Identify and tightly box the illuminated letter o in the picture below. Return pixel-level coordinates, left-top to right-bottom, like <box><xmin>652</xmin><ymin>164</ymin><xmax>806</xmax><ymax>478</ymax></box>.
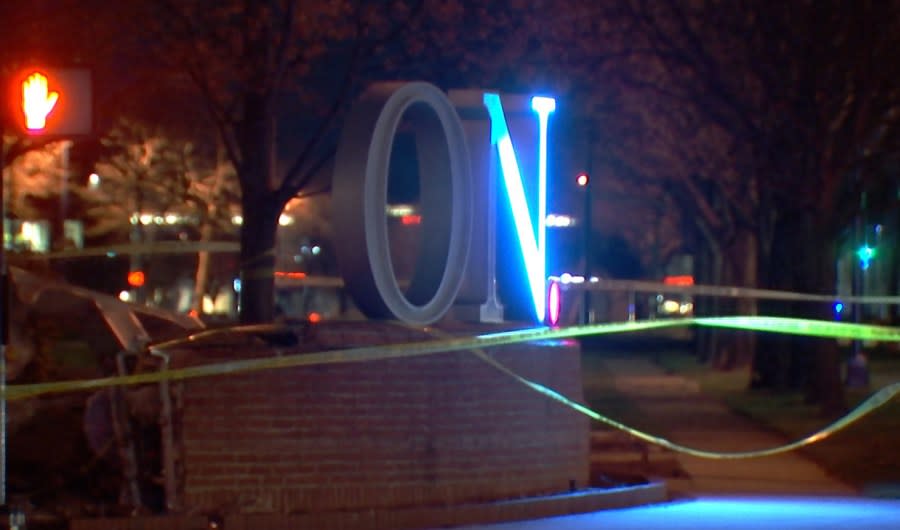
<box><xmin>332</xmin><ymin>82</ymin><xmax>472</xmax><ymax>325</ymax></box>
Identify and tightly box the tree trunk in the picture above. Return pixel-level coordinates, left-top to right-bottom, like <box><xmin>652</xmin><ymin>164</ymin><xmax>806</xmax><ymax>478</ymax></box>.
<box><xmin>695</xmin><ymin>244</ymin><xmax>723</xmax><ymax>364</ymax></box>
<box><xmin>888</xmin><ymin>208</ymin><xmax>899</xmax><ymax>323</ymax></box>
<box><xmin>751</xmin><ymin>211</ymin><xmax>845</xmax><ymax>414</ymax></box>
<box><xmin>192</xmin><ymin>222</ymin><xmax>213</xmax><ymax>316</ymax></box>
<box><xmin>238</xmin><ymin>194</ymin><xmax>281</xmax><ymax>324</ymax></box>
<box><xmin>192</xmin><ymin>150</ymin><xmax>229</xmax><ymax>317</ymax></box>
<box><xmin>234</xmin><ymin>92</ymin><xmax>281</xmax><ymax>324</ymax></box>
<box><xmin>721</xmin><ymin>229</ymin><xmax>759</xmax><ymax>369</ymax></box>
<box><xmin>802</xmin><ymin>227</ymin><xmax>846</xmax><ymax>415</ymax></box>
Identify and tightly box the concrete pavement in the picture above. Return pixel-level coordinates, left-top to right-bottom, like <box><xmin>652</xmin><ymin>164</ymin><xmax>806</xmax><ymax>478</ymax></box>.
<box><xmin>438</xmin><ymin>351</ymin><xmax>900</xmax><ymax>529</ymax></box>
<box><xmin>594</xmin><ymin>354</ymin><xmax>856</xmax><ymax>497</ymax></box>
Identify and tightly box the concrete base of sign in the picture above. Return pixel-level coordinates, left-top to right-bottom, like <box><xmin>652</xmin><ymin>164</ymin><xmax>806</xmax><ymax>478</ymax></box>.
<box><xmin>170</xmin><ymin>321</ymin><xmax>590</xmax><ymax>514</ymax></box>
<box><xmin>453</xmin><ymin>298</ymin><xmax>505</xmax><ymax>323</ymax></box>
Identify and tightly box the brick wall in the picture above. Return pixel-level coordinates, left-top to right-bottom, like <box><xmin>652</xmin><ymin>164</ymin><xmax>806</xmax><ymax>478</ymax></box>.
<box><xmin>166</xmin><ymin>322</ymin><xmax>589</xmax><ymax>515</ymax></box>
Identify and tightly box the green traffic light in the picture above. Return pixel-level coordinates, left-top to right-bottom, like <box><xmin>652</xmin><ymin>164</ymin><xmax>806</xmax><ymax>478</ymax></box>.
<box><xmin>856</xmin><ymin>245</ymin><xmax>877</xmax><ymax>269</ymax></box>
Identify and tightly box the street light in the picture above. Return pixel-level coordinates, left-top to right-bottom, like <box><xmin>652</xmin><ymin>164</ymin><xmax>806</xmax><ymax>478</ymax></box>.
<box><xmin>576</xmin><ymin>172</ymin><xmax>589</xmax><ymax>188</ymax></box>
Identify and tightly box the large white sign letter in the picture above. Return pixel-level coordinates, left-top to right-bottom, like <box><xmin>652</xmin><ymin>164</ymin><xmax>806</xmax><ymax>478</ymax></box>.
<box><xmin>332</xmin><ymin>82</ymin><xmax>473</xmax><ymax>325</ymax></box>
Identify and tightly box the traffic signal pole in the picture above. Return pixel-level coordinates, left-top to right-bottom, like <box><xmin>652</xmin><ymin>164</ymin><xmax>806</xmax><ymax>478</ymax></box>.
<box><xmin>0</xmin><ymin>67</ymin><xmax>90</xmax><ymax>525</ymax></box>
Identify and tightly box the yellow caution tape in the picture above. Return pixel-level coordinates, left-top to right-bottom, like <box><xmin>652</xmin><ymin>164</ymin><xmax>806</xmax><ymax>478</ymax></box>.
<box><xmin>695</xmin><ymin>315</ymin><xmax>900</xmax><ymax>342</ymax></box>
<box><xmin>493</xmin><ymin>354</ymin><xmax>900</xmax><ymax>459</ymax></box>
<box><xmin>6</xmin><ymin>319</ymin><xmax>689</xmax><ymax>400</ymax></box>
<box><xmin>451</xmin><ymin>334</ymin><xmax>900</xmax><ymax>459</ymax></box>
<box><xmin>5</xmin><ymin>316</ymin><xmax>900</xmax><ymax>460</ymax></box>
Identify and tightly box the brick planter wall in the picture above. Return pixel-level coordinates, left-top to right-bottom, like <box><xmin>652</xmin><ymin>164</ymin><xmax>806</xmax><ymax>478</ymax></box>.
<box><xmin>166</xmin><ymin>322</ymin><xmax>589</xmax><ymax>515</ymax></box>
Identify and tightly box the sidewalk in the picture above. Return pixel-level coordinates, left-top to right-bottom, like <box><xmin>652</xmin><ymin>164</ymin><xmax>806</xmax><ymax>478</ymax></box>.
<box><xmin>437</xmin><ymin>351</ymin><xmax>900</xmax><ymax>529</ymax></box>
<box><xmin>593</xmin><ymin>354</ymin><xmax>856</xmax><ymax>497</ymax></box>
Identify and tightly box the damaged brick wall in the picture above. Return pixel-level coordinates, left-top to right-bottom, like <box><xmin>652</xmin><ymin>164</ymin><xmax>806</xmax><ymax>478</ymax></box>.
<box><xmin>166</xmin><ymin>322</ymin><xmax>589</xmax><ymax>515</ymax></box>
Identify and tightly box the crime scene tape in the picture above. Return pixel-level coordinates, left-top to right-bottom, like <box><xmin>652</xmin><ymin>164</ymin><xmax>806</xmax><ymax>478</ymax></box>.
<box><xmin>5</xmin><ymin>316</ymin><xmax>900</xmax><ymax>460</ymax></box>
<box><xmin>5</xmin><ymin>318</ymin><xmax>691</xmax><ymax>400</ymax></box>
<box><xmin>485</xmin><ymin>355</ymin><xmax>900</xmax><ymax>459</ymax></box>
<box><xmin>421</xmin><ymin>327</ymin><xmax>900</xmax><ymax>460</ymax></box>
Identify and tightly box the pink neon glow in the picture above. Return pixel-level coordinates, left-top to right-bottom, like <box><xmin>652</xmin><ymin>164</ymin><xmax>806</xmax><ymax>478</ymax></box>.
<box><xmin>547</xmin><ymin>281</ymin><xmax>561</xmax><ymax>326</ymax></box>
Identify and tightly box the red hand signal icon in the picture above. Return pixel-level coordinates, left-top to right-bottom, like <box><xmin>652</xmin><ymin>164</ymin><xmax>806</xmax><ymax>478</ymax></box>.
<box><xmin>22</xmin><ymin>72</ymin><xmax>59</xmax><ymax>131</ymax></box>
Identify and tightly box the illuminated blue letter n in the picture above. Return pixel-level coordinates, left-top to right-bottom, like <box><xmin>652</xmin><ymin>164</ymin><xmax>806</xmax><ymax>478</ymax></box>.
<box><xmin>483</xmin><ymin>93</ymin><xmax>556</xmax><ymax>322</ymax></box>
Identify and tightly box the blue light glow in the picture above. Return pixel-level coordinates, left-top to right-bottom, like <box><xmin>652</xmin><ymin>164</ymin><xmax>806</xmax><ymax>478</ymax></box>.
<box><xmin>532</xmin><ymin>96</ymin><xmax>556</xmax><ymax>281</ymax></box>
<box><xmin>501</xmin><ymin>496</ymin><xmax>900</xmax><ymax>529</ymax></box>
<box><xmin>483</xmin><ymin>93</ymin><xmax>556</xmax><ymax>322</ymax></box>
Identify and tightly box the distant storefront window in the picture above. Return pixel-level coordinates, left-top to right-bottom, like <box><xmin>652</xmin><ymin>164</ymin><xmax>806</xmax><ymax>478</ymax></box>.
<box><xmin>63</xmin><ymin>219</ymin><xmax>84</xmax><ymax>249</ymax></box>
<box><xmin>4</xmin><ymin>219</ymin><xmax>51</xmax><ymax>252</ymax></box>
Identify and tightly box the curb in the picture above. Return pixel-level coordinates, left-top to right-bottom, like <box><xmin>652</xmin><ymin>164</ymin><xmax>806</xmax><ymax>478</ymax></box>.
<box><xmin>70</xmin><ymin>482</ymin><xmax>668</xmax><ymax>530</ymax></box>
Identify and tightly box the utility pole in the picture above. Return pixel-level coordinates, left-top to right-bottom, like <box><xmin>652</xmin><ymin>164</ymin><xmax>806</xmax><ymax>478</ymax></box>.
<box><xmin>579</xmin><ymin>121</ymin><xmax>593</xmax><ymax>324</ymax></box>
<box><xmin>848</xmin><ymin>190</ymin><xmax>871</xmax><ymax>387</ymax></box>
<box><xmin>1</xmin><ymin>123</ymin><xmax>8</xmax><ymax>510</ymax></box>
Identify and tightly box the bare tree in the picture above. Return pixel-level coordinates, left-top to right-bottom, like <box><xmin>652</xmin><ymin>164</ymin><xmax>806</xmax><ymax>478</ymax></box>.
<box><xmin>528</xmin><ymin>0</ymin><xmax>900</xmax><ymax>411</ymax></box>
<box><xmin>93</xmin><ymin>119</ymin><xmax>240</xmax><ymax>310</ymax></box>
<box><xmin>595</xmin><ymin>0</ymin><xmax>900</xmax><ymax>411</ymax></box>
<box><xmin>106</xmin><ymin>0</ymin><xmax>427</xmax><ymax>322</ymax></box>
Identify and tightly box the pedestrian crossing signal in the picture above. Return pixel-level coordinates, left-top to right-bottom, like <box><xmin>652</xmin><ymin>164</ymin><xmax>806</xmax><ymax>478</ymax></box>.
<box><xmin>22</xmin><ymin>72</ymin><xmax>59</xmax><ymax>131</ymax></box>
<box><xmin>9</xmin><ymin>67</ymin><xmax>92</xmax><ymax>136</ymax></box>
